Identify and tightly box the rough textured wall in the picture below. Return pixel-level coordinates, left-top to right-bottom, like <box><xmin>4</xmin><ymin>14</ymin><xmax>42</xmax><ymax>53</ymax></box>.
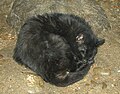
<box><xmin>7</xmin><ymin>0</ymin><xmax>111</xmax><ymax>35</ymax></box>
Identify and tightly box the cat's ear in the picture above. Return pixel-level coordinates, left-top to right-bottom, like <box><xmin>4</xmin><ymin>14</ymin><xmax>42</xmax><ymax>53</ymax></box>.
<box><xmin>96</xmin><ymin>38</ymin><xmax>105</xmax><ymax>47</ymax></box>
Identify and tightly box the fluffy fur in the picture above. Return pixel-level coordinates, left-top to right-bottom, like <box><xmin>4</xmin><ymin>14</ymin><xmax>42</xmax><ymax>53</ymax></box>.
<box><xmin>13</xmin><ymin>13</ymin><xmax>105</xmax><ymax>87</ymax></box>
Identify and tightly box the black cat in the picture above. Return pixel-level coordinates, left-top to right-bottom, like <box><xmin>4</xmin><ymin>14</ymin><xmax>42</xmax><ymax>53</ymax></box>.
<box><xmin>13</xmin><ymin>13</ymin><xmax>105</xmax><ymax>87</ymax></box>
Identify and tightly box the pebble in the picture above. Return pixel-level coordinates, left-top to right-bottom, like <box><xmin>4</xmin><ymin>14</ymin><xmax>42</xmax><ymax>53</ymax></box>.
<box><xmin>93</xmin><ymin>67</ymin><xmax>102</xmax><ymax>75</ymax></box>
<box><xmin>0</xmin><ymin>54</ymin><xmax>4</xmax><ymax>59</ymax></box>
<box><xmin>77</xmin><ymin>87</ymin><xmax>81</xmax><ymax>90</ymax></box>
<box><xmin>102</xmin><ymin>82</ymin><xmax>107</xmax><ymax>89</ymax></box>
<box><xmin>117</xmin><ymin>70</ymin><xmax>120</xmax><ymax>73</ymax></box>
<box><xmin>100</xmin><ymin>72</ymin><xmax>110</xmax><ymax>76</ymax></box>
<box><xmin>93</xmin><ymin>67</ymin><xmax>111</xmax><ymax>76</ymax></box>
<box><xmin>111</xmin><ymin>84</ymin><xmax>115</xmax><ymax>87</ymax></box>
<box><xmin>26</xmin><ymin>74</ymin><xmax>44</xmax><ymax>87</ymax></box>
<box><xmin>26</xmin><ymin>74</ymin><xmax>44</xmax><ymax>93</ymax></box>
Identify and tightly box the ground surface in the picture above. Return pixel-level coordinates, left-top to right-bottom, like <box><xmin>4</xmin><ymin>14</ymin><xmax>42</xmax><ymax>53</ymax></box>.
<box><xmin>0</xmin><ymin>0</ymin><xmax>120</xmax><ymax>94</ymax></box>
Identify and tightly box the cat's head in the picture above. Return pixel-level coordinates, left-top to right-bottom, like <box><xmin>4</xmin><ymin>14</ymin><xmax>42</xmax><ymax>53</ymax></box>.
<box><xmin>75</xmin><ymin>33</ymin><xmax>105</xmax><ymax>65</ymax></box>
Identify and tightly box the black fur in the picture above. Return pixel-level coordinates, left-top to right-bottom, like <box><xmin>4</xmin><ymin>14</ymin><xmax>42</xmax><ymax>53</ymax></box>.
<box><xmin>13</xmin><ymin>13</ymin><xmax>105</xmax><ymax>87</ymax></box>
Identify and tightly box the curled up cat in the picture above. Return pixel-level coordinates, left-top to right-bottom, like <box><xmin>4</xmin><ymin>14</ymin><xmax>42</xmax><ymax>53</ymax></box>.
<box><xmin>13</xmin><ymin>13</ymin><xmax>105</xmax><ymax>87</ymax></box>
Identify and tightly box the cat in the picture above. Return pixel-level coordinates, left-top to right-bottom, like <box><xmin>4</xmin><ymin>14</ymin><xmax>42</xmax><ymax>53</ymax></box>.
<box><xmin>13</xmin><ymin>13</ymin><xmax>105</xmax><ymax>87</ymax></box>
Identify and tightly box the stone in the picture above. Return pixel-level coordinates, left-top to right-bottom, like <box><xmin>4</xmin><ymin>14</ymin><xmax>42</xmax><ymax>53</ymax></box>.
<box><xmin>7</xmin><ymin>0</ymin><xmax>111</xmax><ymax>35</ymax></box>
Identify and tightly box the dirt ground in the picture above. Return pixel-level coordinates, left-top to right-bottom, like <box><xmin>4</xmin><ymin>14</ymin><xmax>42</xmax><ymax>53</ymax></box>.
<box><xmin>0</xmin><ymin>0</ymin><xmax>120</xmax><ymax>94</ymax></box>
